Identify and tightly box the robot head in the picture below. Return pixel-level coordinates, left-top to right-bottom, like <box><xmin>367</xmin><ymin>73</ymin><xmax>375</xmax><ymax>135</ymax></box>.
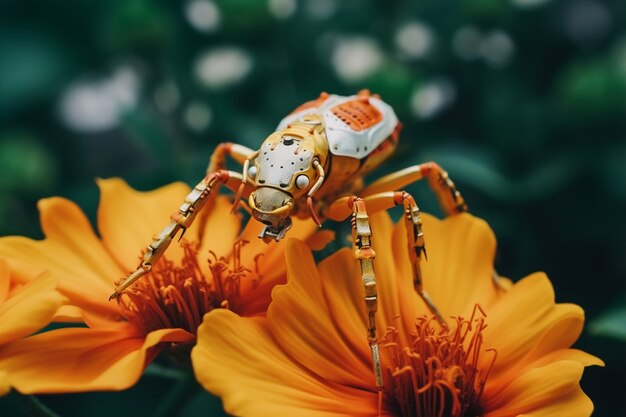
<box><xmin>248</xmin><ymin>132</ymin><xmax>320</xmax><ymax>241</ymax></box>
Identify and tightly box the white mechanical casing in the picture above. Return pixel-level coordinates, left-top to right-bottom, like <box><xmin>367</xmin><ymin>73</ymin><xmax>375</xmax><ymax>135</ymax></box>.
<box><xmin>276</xmin><ymin>94</ymin><xmax>399</xmax><ymax>160</ymax></box>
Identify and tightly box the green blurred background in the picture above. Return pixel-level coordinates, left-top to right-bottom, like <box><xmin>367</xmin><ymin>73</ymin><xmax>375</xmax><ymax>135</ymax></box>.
<box><xmin>0</xmin><ymin>0</ymin><xmax>624</xmax><ymax>415</ymax></box>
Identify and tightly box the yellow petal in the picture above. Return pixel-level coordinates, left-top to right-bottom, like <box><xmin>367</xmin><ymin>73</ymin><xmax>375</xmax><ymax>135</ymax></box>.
<box><xmin>0</xmin><ymin>273</ymin><xmax>66</xmax><ymax>345</ymax></box>
<box><xmin>239</xmin><ymin>216</ymin><xmax>318</xmax><ymax>273</ymax></box>
<box><xmin>515</xmin><ymin>390</ymin><xmax>593</xmax><ymax>417</ymax></box>
<box><xmin>193</xmin><ymin>196</ymin><xmax>243</xmax><ymax>298</ymax></box>
<box><xmin>0</xmin><ymin>325</ymin><xmax>193</xmax><ymax>393</ymax></box>
<box><xmin>487</xmin><ymin>346</ymin><xmax>603</xmax><ymax>403</ymax></box>
<box><xmin>0</xmin><ymin>197</ymin><xmax>121</xmax><ymax>318</ymax></box>
<box><xmin>305</xmin><ymin>229</ymin><xmax>336</xmax><ymax>251</ymax></box>
<box><xmin>483</xmin><ymin>360</ymin><xmax>593</xmax><ymax>417</ymax></box>
<box><xmin>489</xmin><ymin>312</ymin><xmax>603</xmax><ymax>382</ymax></box>
<box><xmin>527</xmin><ymin>348</ymin><xmax>604</xmax><ymax>368</ymax></box>
<box><xmin>268</xmin><ymin>239</ymin><xmax>375</xmax><ymax>389</ymax></box>
<box><xmin>192</xmin><ymin>309</ymin><xmax>378</xmax><ymax>417</ymax></box>
<box><xmin>196</xmin><ymin>198</ymin><xmax>242</xmax><ymax>260</ymax></box>
<box><xmin>0</xmin><ymin>370</ymin><xmax>9</xmax><ymax>396</ymax></box>
<box><xmin>399</xmin><ymin>212</ymin><xmax>500</xmax><ymax>317</ymax></box>
<box><xmin>51</xmin><ymin>305</ymin><xmax>85</xmax><ymax>323</ymax></box>
<box><xmin>484</xmin><ymin>273</ymin><xmax>589</xmax><ymax>373</ymax></box>
<box><xmin>317</xmin><ymin>248</ymin><xmax>368</xmax><ymax>352</ymax></box>
<box><xmin>370</xmin><ymin>212</ymin><xmax>425</xmax><ymax>344</ymax></box>
<box><xmin>97</xmin><ymin>178</ymin><xmax>192</xmax><ymax>272</ymax></box>
<box><xmin>49</xmin><ymin>304</ymin><xmax>117</xmax><ymax>329</ymax></box>
<box><xmin>235</xmin><ymin>217</ymin><xmax>319</xmax><ymax>316</ymax></box>
<box><xmin>0</xmin><ymin>260</ymin><xmax>9</xmax><ymax>303</ymax></box>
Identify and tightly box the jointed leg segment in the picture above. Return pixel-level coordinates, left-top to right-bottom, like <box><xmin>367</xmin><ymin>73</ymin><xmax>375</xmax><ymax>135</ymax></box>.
<box><xmin>109</xmin><ymin>170</ymin><xmax>242</xmax><ymax>300</ymax></box>
<box><xmin>397</xmin><ymin>191</ymin><xmax>446</xmax><ymax>325</ymax></box>
<box><xmin>327</xmin><ymin>189</ymin><xmax>452</xmax><ymax>393</ymax></box>
<box><xmin>348</xmin><ymin>197</ymin><xmax>384</xmax><ymax>392</ymax></box>
<box><xmin>206</xmin><ymin>142</ymin><xmax>255</xmax><ymax>175</ymax></box>
<box><xmin>328</xmin><ymin>192</ymin><xmax>447</xmax><ymax>324</ymax></box>
<box><xmin>362</xmin><ymin>161</ymin><xmax>468</xmax><ymax>215</ymax></box>
<box><xmin>109</xmin><ymin>141</ymin><xmax>255</xmax><ymax>300</ymax></box>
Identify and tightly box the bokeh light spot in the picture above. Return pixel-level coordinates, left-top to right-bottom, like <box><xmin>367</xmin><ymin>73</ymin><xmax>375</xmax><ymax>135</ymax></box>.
<box><xmin>58</xmin><ymin>66</ymin><xmax>140</xmax><ymax>133</ymax></box>
<box><xmin>184</xmin><ymin>101</ymin><xmax>213</xmax><ymax>132</ymax></box>
<box><xmin>564</xmin><ymin>0</ymin><xmax>611</xmax><ymax>44</ymax></box>
<box><xmin>305</xmin><ymin>0</ymin><xmax>337</xmax><ymax>19</ymax></box>
<box><xmin>268</xmin><ymin>0</ymin><xmax>297</xmax><ymax>20</ymax></box>
<box><xmin>153</xmin><ymin>82</ymin><xmax>181</xmax><ymax>113</ymax></box>
<box><xmin>511</xmin><ymin>0</ymin><xmax>552</xmax><ymax>9</ymax></box>
<box><xmin>184</xmin><ymin>0</ymin><xmax>221</xmax><ymax>33</ymax></box>
<box><xmin>395</xmin><ymin>21</ymin><xmax>435</xmax><ymax>60</ymax></box>
<box><xmin>331</xmin><ymin>37</ymin><xmax>383</xmax><ymax>83</ymax></box>
<box><xmin>194</xmin><ymin>47</ymin><xmax>253</xmax><ymax>89</ymax></box>
<box><xmin>480</xmin><ymin>30</ymin><xmax>515</xmax><ymax>68</ymax></box>
<box><xmin>452</xmin><ymin>26</ymin><xmax>483</xmax><ymax>61</ymax></box>
<box><xmin>410</xmin><ymin>79</ymin><xmax>456</xmax><ymax>119</ymax></box>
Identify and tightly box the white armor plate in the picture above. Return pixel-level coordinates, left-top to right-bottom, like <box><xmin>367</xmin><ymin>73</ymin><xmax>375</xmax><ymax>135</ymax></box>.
<box><xmin>276</xmin><ymin>94</ymin><xmax>399</xmax><ymax>160</ymax></box>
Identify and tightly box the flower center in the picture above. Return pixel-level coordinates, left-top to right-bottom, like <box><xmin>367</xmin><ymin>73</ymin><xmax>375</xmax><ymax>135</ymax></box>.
<box><xmin>118</xmin><ymin>239</ymin><xmax>261</xmax><ymax>336</ymax></box>
<box><xmin>382</xmin><ymin>305</ymin><xmax>496</xmax><ymax>417</ymax></box>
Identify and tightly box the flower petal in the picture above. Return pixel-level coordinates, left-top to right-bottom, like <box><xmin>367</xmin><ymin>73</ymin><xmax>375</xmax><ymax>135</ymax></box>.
<box><xmin>370</xmin><ymin>212</ymin><xmax>425</xmax><ymax>343</ymax></box>
<box><xmin>192</xmin><ymin>309</ymin><xmax>378</xmax><ymax>417</ymax></box>
<box><xmin>317</xmin><ymin>248</ymin><xmax>369</xmax><ymax>354</ymax></box>
<box><xmin>0</xmin><ymin>370</ymin><xmax>9</xmax><ymax>396</ymax></box>
<box><xmin>0</xmin><ymin>272</ymin><xmax>66</xmax><ymax>345</ymax></box>
<box><xmin>196</xmin><ymin>196</ymin><xmax>242</xmax><ymax>260</ymax></box>
<box><xmin>235</xmin><ymin>217</ymin><xmax>319</xmax><ymax>316</ymax></box>
<box><xmin>239</xmin><ymin>216</ymin><xmax>319</xmax><ymax>273</ymax></box>
<box><xmin>525</xmin><ymin>348</ymin><xmax>604</xmax><ymax>369</ymax></box>
<box><xmin>305</xmin><ymin>229</ymin><xmax>336</xmax><ymax>251</ymax></box>
<box><xmin>267</xmin><ymin>239</ymin><xmax>375</xmax><ymax>389</ymax></box>
<box><xmin>0</xmin><ymin>197</ymin><xmax>122</xmax><ymax>318</ymax></box>
<box><xmin>0</xmin><ymin>325</ymin><xmax>193</xmax><ymax>393</ymax></box>
<box><xmin>97</xmin><ymin>178</ymin><xmax>192</xmax><ymax>272</ymax></box>
<box><xmin>483</xmin><ymin>361</ymin><xmax>593</xmax><ymax>417</ymax></box>
<box><xmin>0</xmin><ymin>260</ymin><xmax>9</xmax><ymax>303</ymax></box>
<box><xmin>484</xmin><ymin>272</ymin><xmax>589</xmax><ymax>372</ymax></box>
<box><xmin>414</xmin><ymin>212</ymin><xmax>500</xmax><ymax>316</ymax></box>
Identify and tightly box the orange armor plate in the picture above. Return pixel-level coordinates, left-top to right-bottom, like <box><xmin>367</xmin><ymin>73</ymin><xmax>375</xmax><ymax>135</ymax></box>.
<box><xmin>331</xmin><ymin>99</ymin><xmax>383</xmax><ymax>132</ymax></box>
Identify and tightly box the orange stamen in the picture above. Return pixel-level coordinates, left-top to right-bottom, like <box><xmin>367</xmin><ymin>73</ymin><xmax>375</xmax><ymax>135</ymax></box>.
<box><xmin>118</xmin><ymin>239</ymin><xmax>259</xmax><ymax>336</ymax></box>
<box><xmin>382</xmin><ymin>305</ymin><xmax>494</xmax><ymax>417</ymax></box>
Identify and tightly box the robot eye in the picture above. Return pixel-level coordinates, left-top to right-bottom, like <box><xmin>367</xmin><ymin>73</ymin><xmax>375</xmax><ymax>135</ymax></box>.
<box><xmin>295</xmin><ymin>174</ymin><xmax>310</xmax><ymax>190</ymax></box>
<box><xmin>248</xmin><ymin>166</ymin><xmax>257</xmax><ymax>179</ymax></box>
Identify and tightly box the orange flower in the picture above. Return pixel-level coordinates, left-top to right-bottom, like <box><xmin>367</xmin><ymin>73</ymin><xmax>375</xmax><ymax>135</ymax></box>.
<box><xmin>0</xmin><ymin>178</ymin><xmax>324</xmax><ymax>394</ymax></box>
<box><xmin>192</xmin><ymin>212</ymin><xmax>603</xmax><ymax>417</ymax></box>
<box><xmin>0</xmin><ymin>261</ymin><xmax>66</xmax><ymax>395</ymax></box>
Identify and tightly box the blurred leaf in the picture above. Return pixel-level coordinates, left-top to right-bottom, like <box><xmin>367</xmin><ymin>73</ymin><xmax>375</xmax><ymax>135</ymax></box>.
<box><xmin>589</xmin><ymin>305</ymin><xmax>626</xmax><ymax>343</ymax></box>
<box><xmin>0</xmin><ymin>31</ymin><xmax>72</xmax><ymax>118</ymax></box>
<box><xmin>364</xmin><ymin>63</ymin><xmax>416</xmax><ymax>112</ymax></box>
<box><xmin>478</xmin><ymin>84</ymin><xmax>550</xmax><ymax>152</ymax></box>
<box><xmin>180</xmin><ymin>389</ymin><xmax>230</xmax><ymax>417</ymax></box>
<box><xmin>422</xmin><ymin>146</ymin><xmax>584</xmax><ymax>203</ymax></box>
<box><xmin>0</xmin><ymin>132</ymin><xmax>58</xmax><ymax>193</ymax></box>
<box><xmin>556</xmin><ymin>57</ymin><xmax>626</xmax><ymax>120</ymax></box>
<box><xmin>460</xmin><ymin>0</ymin><xmax>513</xmax><ymax>22</ymax></box>
<box><xmin>99</xmin><ymin>0</ymin><xmax>173</xmax><ymax>52</ymax></box>
<box><xmin>214</xmin><ymin>0</ymin><xmax>272</xmax><ymax>34</ymax></box>
<box><xmin>21</xmin><ymin>396</ymin><xmax>62</xmax><ymax>417</ymax></box>
<box><xmin>601</xmin><ymin>144</ymin><xmax>626</xmax><ymax>202</ymax></box>
<box><xmin>152</xmin><ymin>372</ymin><xmax>200</xmax><ymax>417</ymax></box>
<box><xmin>144</xmin><ymin>363</ymin><xmax>186</xmax><ymax>380</ymax></box>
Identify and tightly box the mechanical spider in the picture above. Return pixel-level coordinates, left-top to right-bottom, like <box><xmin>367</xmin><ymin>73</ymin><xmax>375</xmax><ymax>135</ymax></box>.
<box><xmin>109</xmin><ymin>89</ymin><xmax>468</xmax><ymax>392</ymax></box>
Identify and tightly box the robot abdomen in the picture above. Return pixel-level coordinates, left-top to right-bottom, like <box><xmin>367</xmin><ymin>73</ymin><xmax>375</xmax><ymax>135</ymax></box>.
<box><xmin>277</xmin><ymin>91</ymin><xmax>400</xmax><ymax>160</ymax></box>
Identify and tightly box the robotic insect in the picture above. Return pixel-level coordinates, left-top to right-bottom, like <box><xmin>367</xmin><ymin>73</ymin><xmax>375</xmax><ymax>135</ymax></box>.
<box><xmin>109</xmin><ymin>90</ymin><xmax>468</xmax><ymax>392</ymax></box>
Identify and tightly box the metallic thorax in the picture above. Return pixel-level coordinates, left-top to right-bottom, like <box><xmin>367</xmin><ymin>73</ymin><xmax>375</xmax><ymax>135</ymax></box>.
<box><xmin>248</xmin><ymin>114</ymin><xmax>329</xmax><ymax>242</ymax></box>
